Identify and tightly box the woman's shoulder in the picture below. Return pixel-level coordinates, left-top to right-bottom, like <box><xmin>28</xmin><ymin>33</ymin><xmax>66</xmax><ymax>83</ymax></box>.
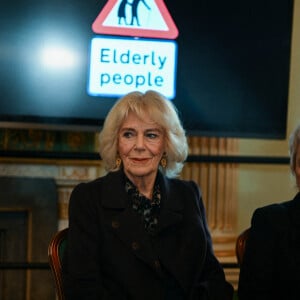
<box><xmin>164</xmin><ymin>174</ymin><xmax>197</xmax><ymax>186</ymax></box>
<box><xmin>71</xmin><ymin>171</ymin><xmax>122</xmax><ymax>195</ymax></box>
<box><xmin>72</xmin><ymin>176</ymin><xmax>105</xmax><ymax>191</ymax></box>
<box><xmin>164</xmin><ymin>177</ymin><xmax>203</xmax><ymax>210</ymax></box>
<box><xmin>165</xmin><ymin>176</ymin><xmax>200</xmax><ymax>194</ymax></box>
<box><xmin>77</xmin><ymin>170</ymin><xmax>122</xmax><ymax>185</ymax></box>
<box><xmin>69</xmin><ymin>171</ymin><xmax>124</xmax><ymax>210</ymax></box>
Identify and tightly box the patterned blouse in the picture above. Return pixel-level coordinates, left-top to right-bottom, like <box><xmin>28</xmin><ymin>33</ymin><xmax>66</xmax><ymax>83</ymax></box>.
<box><xmin>125</xmin><ymin>177</ymin><xmax>161</xmax><ymax>235</ymax></box>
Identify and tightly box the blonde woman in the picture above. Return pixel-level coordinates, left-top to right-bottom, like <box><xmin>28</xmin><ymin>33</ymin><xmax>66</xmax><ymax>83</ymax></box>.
<box><xmin>62</xmin><ymin>90</ymin><xmax>233</xmax><ymax>300</ymax></box>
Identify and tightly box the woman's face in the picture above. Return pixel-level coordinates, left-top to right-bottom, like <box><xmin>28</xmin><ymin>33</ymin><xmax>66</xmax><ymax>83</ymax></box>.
<box><xmin>295</xmin><ymin>145</ymin><xmax>300</xmax><ymax>189</ymax></box>
<box><xmin>118</xmin><ymin>111</ymin><xmax>165</xmax><ymax>183</ymax></box>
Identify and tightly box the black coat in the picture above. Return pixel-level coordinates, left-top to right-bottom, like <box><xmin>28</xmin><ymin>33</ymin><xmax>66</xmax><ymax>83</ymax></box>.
<box><xmin>62</xmin><ymin>170</ymin><xmax>233</xmax><ymax>300</ymax></box>
<box><xmin>238</xmin><ymin>192</ymin><xmax>300</xmax><ymax>300</ymax></box>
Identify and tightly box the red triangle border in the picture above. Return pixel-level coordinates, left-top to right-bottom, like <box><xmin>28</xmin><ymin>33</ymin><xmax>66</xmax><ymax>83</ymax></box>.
<box><xmin>92</xmin><ymin>0</ymin><xmax>178</xmax><ymax>39</ymax></box>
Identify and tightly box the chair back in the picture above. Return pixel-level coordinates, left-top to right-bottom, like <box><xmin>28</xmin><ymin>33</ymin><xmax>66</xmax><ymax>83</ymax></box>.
<box><xmin>48</xmin><ymin>227</ymin><xmax>68</xmax><ymax>300</ymax></box>
<box><xmin>235</xmin><ymin>227</ymin><xmax>250</xmax><ymax>265</ymax></box>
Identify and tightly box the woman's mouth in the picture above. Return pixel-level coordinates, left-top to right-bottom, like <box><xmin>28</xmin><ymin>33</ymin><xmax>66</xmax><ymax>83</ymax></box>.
<box><xmin>130</xmin><ymin>157</ymin><xmax>151</xmax><ymax>163</ymax></box>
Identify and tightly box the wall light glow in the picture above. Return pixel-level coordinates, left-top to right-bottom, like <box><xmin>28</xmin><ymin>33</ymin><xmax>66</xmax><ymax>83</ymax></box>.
<box><xmin>40</xmin><ymin>46</ymin><xmax>79</xmax><ymax>69</ymax></box>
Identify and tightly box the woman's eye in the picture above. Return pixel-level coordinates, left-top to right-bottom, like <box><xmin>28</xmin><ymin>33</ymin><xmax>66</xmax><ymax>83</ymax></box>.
<box><xmin>123</xmin><ymin>131</ymin><xmax>134</xmax><ymax>138</ymax></box>
<box><xmin>146</xmin><ymin>133</ymin><xmax>159</xmax><ymax>139</ymax></box>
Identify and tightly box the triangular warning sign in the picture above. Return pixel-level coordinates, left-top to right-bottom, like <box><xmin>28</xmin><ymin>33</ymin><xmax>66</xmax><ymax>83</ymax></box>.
<box><xmin>92</xmin><ymin>0</ymin><xmax>178</xmax><ymax>39</ymax></box>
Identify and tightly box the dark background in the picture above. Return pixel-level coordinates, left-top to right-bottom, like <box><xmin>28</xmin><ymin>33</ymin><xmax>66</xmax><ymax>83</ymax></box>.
<box><xmin>0</xmin><ymin>0</ymin><xmax>294</xmax><ymax>138</ymax></box>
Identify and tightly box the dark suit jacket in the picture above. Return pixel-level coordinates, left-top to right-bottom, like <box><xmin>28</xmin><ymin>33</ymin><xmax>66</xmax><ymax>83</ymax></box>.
<box><xmin>238</xmin><ymin>192</ymin><xmax>300</xmax><ymax>300</ymax></box>
<box><xmin>62</xmin><ymin>170</ymin><xmax>233</xmax><ymax>300</ymax></box>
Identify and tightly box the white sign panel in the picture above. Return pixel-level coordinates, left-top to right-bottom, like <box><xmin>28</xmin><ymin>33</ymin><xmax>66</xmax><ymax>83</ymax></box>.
<box><xmin>87</xmin><ymin>36</ymin><xmax>177</xmax><ymax>99</ymax></box>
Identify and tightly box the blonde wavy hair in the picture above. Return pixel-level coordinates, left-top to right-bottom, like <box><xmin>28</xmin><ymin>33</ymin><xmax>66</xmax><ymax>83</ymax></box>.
<box><xmin>99</xmin><ymin>90</ymin><xmax>188</xmax><ymax>178</ymax></box>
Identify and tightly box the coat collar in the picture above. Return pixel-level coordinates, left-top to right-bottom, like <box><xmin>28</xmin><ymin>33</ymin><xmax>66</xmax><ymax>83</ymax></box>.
<box><xmin>98</xmin><ymin>169</ymin><xmax>185</xmax><ymax>267</ymax></box>
<box><xmin>100</xmin><ymin>169</ymin><xmax>184</xmax><ymax>214</ymax></box>
<box><xmin>100</xmin><ymin>169</ymin><xmax>128</xmax><ymax>209</ymax></box>
<box><xmin>98</xmin><ymin>170</ymin><xmax>207</xmax><ymax>290</ymax></box>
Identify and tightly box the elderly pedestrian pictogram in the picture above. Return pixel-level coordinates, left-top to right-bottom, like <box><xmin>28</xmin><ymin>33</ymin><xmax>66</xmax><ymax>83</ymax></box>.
<box><xmin>92</xmin><ymin>0</ymin><xmax>178</xmax><ymax>39</ymax></box>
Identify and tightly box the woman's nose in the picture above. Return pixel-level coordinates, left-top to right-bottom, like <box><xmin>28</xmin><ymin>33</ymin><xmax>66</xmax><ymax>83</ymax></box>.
<box><xmin>134</xmin><ymin>134</ymin><xmax>145</xmax><ymax>149</ymax></box>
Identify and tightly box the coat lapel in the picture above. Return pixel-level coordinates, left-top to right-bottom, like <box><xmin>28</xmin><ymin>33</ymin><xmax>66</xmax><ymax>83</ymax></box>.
<box><xmin>100</xmin><ymin>170</ymin><xmax>184</xmax><ymax>235</ymax></box>
<box><xmin>156</xmin><ymin>172</ymin><xmax>184</xmax><ymax>233</ymax></box>
<box><xmin>99</xmin><ymin>171</ymin><xmax>162</xmax><ymax>269</ymax></box>
<box><xmin>154</xmin><ymin>174</ymin><xmax>207</xmax><ymax>290</ymax></box>
<box><xmin>98</xmin><ymin>170</ymin><xmax>205</xmax><ymax>288</ymax></box>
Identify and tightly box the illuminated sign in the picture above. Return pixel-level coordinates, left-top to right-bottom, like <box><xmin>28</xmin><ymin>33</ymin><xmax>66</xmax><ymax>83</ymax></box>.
<box><xmin>88</xmin><ymin>36</ymin><xmax>177</xmax><ymax>98</ymax></box>
<box><xmin>88</xmin><ymin>0</ymin><xmax>178</xmax><ymax>98</ymax></box>
<box><xmin>92</xmin><ymin>0</ymin><xmax>178</xmax><ymax>39</ymax></box>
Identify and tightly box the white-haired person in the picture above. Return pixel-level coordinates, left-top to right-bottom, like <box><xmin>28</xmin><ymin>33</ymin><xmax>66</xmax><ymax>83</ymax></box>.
<box><xmin>238</xmin><ymin>123</ymin><xmax>300</xmax><ymax>300</ymax></box>
<box><xmin>62</xmin><ymin>90</ymin><xmax>233</xmax><ymax>300</ymax></box>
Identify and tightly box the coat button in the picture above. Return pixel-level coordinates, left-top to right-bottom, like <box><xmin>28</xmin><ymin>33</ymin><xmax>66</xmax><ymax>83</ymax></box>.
<box><xmin>111</xmin><ymin>221</ymin><xmax>120</xmax><ymax>229</ymax></box>
<box><xmin>131</xmin><ymin>241</ymin><xmax>140</xmax><ymax>250</ymax></box>
<box><xmin>154</xmin><ymin>260</ymin><xmax>161</xmax><ymax>269</ymax></box>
